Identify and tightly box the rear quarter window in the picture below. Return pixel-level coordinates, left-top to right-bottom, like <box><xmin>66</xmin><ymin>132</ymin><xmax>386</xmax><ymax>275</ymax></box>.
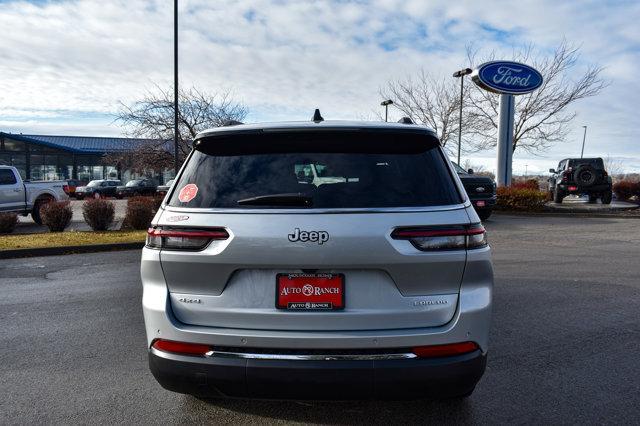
<box><xmin>168</xmin><ymin>130</ymin><xmax>462</xmax><ymax>209</ymax></box>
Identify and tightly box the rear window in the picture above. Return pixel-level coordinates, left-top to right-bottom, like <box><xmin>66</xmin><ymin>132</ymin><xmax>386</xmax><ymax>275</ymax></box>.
<box><xmin>569</xmin><ymin>158</ymin><xmax>604</xmax><ymax>169</ymax></box>
<box><xmin>168</xmin><ymin>130</ymin><xmax>461</xmax><ymax>209</ymax></box>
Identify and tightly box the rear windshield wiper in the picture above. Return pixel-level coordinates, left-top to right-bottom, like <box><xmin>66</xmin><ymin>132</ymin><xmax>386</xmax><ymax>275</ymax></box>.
<box><xmin>237</xmin><ymin>193</ymin><xmax>313</xmax><ymax>207</ymax></box>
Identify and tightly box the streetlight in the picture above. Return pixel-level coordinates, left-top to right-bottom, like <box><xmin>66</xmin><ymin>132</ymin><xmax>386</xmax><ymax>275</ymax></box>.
<box><xmin>580</xmin><ymin>125</ymin><xmax>587</xmax><ymax>158</ymax></box>
<box><xmin>452</xmin><ymin>68</ymin><xmax>472</xmax><ymax>166</ymax></box>
<box><xmin>381</xmin><ymin>99</ymin><xmax>393</xmax><ymax>122</ymax></box>
<box><xmin>173</xmin><ymin>0</ymin><xmax>179</xmax><ymax>175</ymax></box>
<box><xmin>525</xmin><ymin>164</ymin><xmax>528</xmax><ymax>178</ymax></box>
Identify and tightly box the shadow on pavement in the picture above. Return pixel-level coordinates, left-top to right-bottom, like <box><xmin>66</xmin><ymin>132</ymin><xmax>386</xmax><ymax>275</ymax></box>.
<box><xmin>183</xmin><ymin>394</ymin><xmax>476</xmax><ymax>424</ymax></box>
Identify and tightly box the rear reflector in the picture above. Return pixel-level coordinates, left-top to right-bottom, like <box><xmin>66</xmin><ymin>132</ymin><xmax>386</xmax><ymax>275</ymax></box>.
<box><xmin>568</xmin><ymin>186</ymin><xmax>578</xmax><ymax>191</ymax></box>
<box><xmin>146</xmin><ymin>227</ymin><xmax>228</xmax><ymax>250</ymax></box>
<box><xmin>391</xmin><ymin>225</ymin><xmax>487</xmax><ymax>251</ymax></box>
<box><xmin>152</xmin><ymin>339</ymin><xmax>211</xmax><ymax>356</ymax></box>
<box><xmin>412</xmin><ymin>342</ymin><xmax>479</xmax><ymax>358</ymax></box>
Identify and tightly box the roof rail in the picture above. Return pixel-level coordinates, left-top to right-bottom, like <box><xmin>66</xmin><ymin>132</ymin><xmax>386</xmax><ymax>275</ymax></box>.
<box><xmin>312</xmin><ymin>109</ymin><xmax>324</xmax><ymax>123</ymax></box>
<box><xmin>222</xmin><ymin>120</ymin><xmax>243</xmax><ymax>127</ymax></box>
<box><xmin>398</xmin><ymin>117</ymin><xmax>414</xmax><ymax>124</ymax></box>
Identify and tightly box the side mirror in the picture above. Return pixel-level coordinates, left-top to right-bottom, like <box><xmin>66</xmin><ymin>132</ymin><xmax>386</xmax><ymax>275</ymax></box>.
<box><xmin>467</xmin><ymin>169</ymin><xmax>474</xmax><ymax>174</ymax></box>
<box><xmin>549</xmin><ymin>168</ymin><xmax>556</xmax><ymax>173</ymax></box>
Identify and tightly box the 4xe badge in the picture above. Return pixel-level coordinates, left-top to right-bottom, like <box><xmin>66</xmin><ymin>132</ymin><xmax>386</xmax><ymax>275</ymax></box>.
<box><xmin>288</xmin><ymin>228</ymin><xmax>329</xmax><ymax>244</ymax></box>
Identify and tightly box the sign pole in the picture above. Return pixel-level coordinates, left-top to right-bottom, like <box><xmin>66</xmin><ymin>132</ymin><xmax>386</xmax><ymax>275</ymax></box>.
<box><xmin>496</xmin><ymin>94</ymin><xmax>515</xmax><ymax>187</ymax></box>
<box><xmin>173</xmin><ymin>0</ymin><xmax>179</xmax><ymax>176</ymax></box>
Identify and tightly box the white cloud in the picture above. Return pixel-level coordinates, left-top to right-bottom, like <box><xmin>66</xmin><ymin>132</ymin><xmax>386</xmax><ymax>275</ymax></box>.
<box><xmin>0</xmin><ymin>0</ymin><xmax>638</xmax><ymax>172</ymax></box>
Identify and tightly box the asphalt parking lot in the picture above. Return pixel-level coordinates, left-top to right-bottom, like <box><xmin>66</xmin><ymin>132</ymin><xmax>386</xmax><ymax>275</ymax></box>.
<box><xmin>1</xmin><ymin>214</ymin><xmax>639</xmax><ymax>424</ymax></box>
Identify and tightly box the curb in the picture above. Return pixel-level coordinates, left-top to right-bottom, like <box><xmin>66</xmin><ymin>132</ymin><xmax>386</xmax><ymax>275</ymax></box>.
<box><xmin>0</xmin><ymin>242</ymin><xmax>145</xmax><ymax>260</ymax></box>
<box><xmin>493</xmin><ymin>211</ymin><xmax>640</xmax><ymax>219</ymax></box>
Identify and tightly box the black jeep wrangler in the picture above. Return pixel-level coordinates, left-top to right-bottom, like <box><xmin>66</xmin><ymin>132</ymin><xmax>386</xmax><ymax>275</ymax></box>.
<box><xmin>548</xmin><ymin>158</ymin><xmax>612</xmax><ymax>204</ymax></box>
<box><xmin>453</xmin><ymin>163</ymin><xmax>496</xmax><ymax>220</ymax></box>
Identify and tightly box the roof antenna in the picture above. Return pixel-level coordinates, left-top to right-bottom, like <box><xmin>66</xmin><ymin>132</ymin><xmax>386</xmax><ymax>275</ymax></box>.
<box><xmin>312</xmin><ymin>109</ymin><xmax>324</xmax><ymax>123</ymax></box>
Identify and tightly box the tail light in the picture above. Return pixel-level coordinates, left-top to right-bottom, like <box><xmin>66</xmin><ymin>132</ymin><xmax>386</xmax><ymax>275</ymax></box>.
<box><xmin>412</xmin><ymin>342</ymin><xmax>479</xmax><ymax>358</ymax></box>
<box><xmin>146</xmin><ymin>226</ymin><xmax>228</xmax><ymax>250</ymax></box>
<box><xmin>62</xmin><ymin>184</ymin><xmax>69</xmax><ymax>195</ymax></box>
<box><xmin>152</xmin><ymin>339</ymin><xmax>211</xmax><ymax>356</ymax></box>
<box><xmin>391</xmin><ymin>224</ymin><xmax>487</xmax><ymax>251</ymax></box>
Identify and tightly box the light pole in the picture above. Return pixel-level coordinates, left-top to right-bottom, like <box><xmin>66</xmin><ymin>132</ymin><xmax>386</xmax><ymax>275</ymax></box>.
<box><xmin>580</xmin><ymin>125</ymin><xmax>587</xmax><ymax>158</ymax></box>
<box><xmin>453</xmin><ymin>68</ymin><xmax>472</xmax><ymax>165</ymax></box>
<box><xmin>173</xmin><ymin>0</ymin><xmax>179</xmax><ymax>175</ymax></box>
<box><xmin>381</xmin><ymin>99</ymin><xmax>393</xmax><ymax>122</ymax></box>
<box><xmin>525</xmin><ymin>164</ymin><xmax>528</xmax><ymax>178</ymax></box>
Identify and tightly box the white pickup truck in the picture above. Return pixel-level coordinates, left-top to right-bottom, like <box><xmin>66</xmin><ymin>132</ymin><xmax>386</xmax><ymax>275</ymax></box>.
<box><xmin>0</xmin><ymin>165</ymin><xmax>69</xmax><ymax>224</ymax></box>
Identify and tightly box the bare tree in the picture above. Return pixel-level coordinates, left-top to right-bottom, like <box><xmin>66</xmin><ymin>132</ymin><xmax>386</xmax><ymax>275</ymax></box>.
<box><xmin>462</xmin><ymin>159</ymin><xmax>487</xmax><ymax>173</ymax></box>
<box><xmin>465</xmin><ymin>41</ymin><xmax>608</xmax><ymax>153</ymax></box>
<box><xmin>110</xmin><ymin>84</ymin><xmax>248</xmax><ymax>171</ymax></box>
<box><xmin>380</xmin><ymin>71</ymin><xmax>468</xmax><ymax>155</ymax></box>
<box><xmin>603</xmin><ymin>155</ymin><xmax>625</xmax><ymax>179</ymax></box>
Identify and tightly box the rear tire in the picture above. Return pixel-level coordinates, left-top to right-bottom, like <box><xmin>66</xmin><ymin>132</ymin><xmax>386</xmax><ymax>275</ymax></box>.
<box><xmin>477</xmin><ymin>209</ymin><xmax>492</xmax><ymax>221</ymax></box>
<box><xmin>553</xmin><ymin>188</ymin><xmax>564</xmax><ymax>203</ymax></box>
<box><xmin>446</xmin><ymin>386</ymin><xmax>475</xmax><ymax>400</ymax></box>
<box><xmin>602</xmin><ymin>190</ymin><xmax>613</xmax><ymax>204</ymax></box>
<box><xmin>31</xmin><ymin>195</ymin><xmax>53</xmax><ymax>225</ymax></box>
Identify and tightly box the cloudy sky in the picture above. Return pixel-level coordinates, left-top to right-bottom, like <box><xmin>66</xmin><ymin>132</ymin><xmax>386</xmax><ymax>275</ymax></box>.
<box><xmin>0</xmin><ymin>0</ymin><xmax>638</xmax><ymax>174</ymax></box>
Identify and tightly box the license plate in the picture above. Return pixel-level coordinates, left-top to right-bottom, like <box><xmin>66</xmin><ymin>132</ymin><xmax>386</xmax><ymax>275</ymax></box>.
<box><xmin>276</xmin><ymin>273</ymin><xmax>345</xmax><ymax>310</ymax></box>
<box><xmin>475</xmin><ymin>200</ymin><xmax>486</xmax><ymax>207</ymax></box>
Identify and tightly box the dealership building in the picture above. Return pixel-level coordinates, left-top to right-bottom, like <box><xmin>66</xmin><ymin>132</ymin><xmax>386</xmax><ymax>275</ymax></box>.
<box><xmin>0</xmin><ymin>132</ymin><xmax>173</xmax><ymax>184</ymax></box>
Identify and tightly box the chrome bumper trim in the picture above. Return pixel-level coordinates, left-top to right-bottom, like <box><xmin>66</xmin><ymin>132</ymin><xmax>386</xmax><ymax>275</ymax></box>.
<box><xmin>204</xmin><ymin>350</ymin><xmax>417</xmax><ymax>361</ymax></box>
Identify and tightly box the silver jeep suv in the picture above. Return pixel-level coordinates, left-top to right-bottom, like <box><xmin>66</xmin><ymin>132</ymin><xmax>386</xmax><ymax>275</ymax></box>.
<box><xmin>141</xmin><ymin>119</ymin><xmax>493</xmax><ymax>400</ymax></box>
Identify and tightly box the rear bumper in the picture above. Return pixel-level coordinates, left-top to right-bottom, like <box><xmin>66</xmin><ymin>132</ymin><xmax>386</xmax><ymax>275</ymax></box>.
<box><xmin>149</xmin><ymin>347</ymin><xmax>486</xmax><ymax>399</ymax></box>
<box><xmin>558</xmin><ymin>183</ymin><xmax>610</xmax><ymax>193</ymax></box>
<box><xmin>469</xmin><ymin>196</ymin><xmax>496</xmax><ymax>209</ymax></box>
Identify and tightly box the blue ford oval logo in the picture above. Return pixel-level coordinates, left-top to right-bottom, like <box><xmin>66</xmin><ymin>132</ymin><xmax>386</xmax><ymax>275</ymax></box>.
<box><xmin>472</xmin><ymin>61</ymin><xmax>543</xmax><ymax>95</ymax></box>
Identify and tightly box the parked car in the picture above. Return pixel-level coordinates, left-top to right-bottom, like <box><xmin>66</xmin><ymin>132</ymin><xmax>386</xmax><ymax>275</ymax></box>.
<box><xmin>142</xmin><ymin>118</ymin><xmax>493</xmax><ymax>400</ymax></box>
<box><xmin>0</xmin><ymin>165</ymin><xmax>69</xmax><ymax>224</ymax></box>
<box><xmin>115</xmin><ymin>179</ymin><xmax>158</xmax><ymax>199</ymax></box>
<box><xmin>548</xmin><ymin>158</ymin><xmax>612</xmax><ymax>204</ymax></box>
<box><xmin>452</xmin><ymin>163</ymin><xmax>496</xmax><ymax>220</ymax></box>
<box><xmin>64</xmin><ymin>179</ymin><xmax>85</xmax><ymax>198</ymax></box>
<box><xmin>75</xmin><ymin>179</ymin><xmax>121</xmax><ymax>200</ymax></box>
<box><xmin>156</xmin><ymin>179</ymin><xmax>175</xmax><ymax>196</ymax></box>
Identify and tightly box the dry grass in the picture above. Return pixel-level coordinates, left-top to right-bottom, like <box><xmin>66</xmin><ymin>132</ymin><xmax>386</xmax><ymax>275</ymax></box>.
<box><xmin>0</xmin><ymin>230</ymin><xmax>146</xmax><ymax>250</ymax></box>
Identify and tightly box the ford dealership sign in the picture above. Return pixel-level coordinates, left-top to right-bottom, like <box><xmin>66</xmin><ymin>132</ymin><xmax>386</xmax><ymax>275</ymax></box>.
<box><xmin>471</xmin><ymin>61</ymin><xmax>543</xmax><ymax>95</ymax></box>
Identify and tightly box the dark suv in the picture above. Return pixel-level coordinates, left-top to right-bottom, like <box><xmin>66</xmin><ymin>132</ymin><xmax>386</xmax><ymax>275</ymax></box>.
<box><xmin>548</xmin><ymin>158</ymin><xmax>612</xmax><ymax>204</ymax></box>
<box><xmin>453</xmin><ymin>164</ymin><xmax>496</xmax><ymax>220</ymax></box>
<box><xmin>115</xmin><ymin>179</ymin><xmax>157</xmax><ymax>199</ymax></box>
